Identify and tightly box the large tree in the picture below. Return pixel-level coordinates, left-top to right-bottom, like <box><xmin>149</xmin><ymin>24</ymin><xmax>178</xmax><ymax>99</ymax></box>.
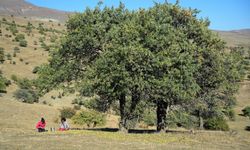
<box><xmin>37</xmin><ymin>2</ymin><xmax>243</xmax><ymax>132</ymax></box>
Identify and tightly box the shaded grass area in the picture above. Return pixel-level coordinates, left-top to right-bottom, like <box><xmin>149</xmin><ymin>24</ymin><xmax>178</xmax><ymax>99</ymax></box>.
<box><xmin>1</xmin><ymin>128</ymin><xmax>250</xmax><ymax>150</ymax></box>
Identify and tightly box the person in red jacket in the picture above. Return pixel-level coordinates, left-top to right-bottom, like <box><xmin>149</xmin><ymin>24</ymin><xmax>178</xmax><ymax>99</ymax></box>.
<box><xmin>36</xmin><ymin>118</ymin><xmax>46</xmax><ymax>132</ymax></box>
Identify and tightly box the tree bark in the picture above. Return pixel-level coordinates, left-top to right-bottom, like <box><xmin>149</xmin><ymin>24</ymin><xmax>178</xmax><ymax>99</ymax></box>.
<box><xmin>156</xmin><ymin>101</ymin><xmax>168</xmax><ymax>132</ymax></box>
<box><xmin>130</xmin><ymin>87</ymin><xmax>140</xmax><ymax>115</ymax></box>
<box><xmin>119</xmin><ymin>93</ymin><xmax>128</xmax><ymax>132</ymax></box>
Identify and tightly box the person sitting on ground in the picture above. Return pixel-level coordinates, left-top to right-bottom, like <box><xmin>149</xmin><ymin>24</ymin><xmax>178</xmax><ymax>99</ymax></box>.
<box><xmin>59</xmin><ymin>117</ymin><xmax>70</xmax><ymax>131</ymax></box>
<box><xmin>36</xmin><ymin>117</ymin><xmax>46</xmax><ymax>132</ymax></box>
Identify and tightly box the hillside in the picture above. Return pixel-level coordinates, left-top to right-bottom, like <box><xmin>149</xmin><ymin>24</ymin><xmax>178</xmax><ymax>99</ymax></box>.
<box><xmin>215</xmin><ymin>29</ymin><xmax>250</xmax><ymax>47</ymax></box>
<box><xmin>0</xmin><ymin>0</ymin><xmax>72</xmax><ymax>22</ymax></box>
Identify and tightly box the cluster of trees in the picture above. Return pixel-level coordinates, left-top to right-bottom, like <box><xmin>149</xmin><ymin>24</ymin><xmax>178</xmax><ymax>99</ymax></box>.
<box><xmin>36</xmin><ymin>2</ymin><xmax>245</xmax><ymax>132</ymax></box>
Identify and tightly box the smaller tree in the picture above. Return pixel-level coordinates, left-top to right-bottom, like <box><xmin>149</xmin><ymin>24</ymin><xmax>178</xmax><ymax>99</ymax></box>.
<box><xmin>72</xmin><ymin>110</ymin><xmax>106</xmax><ymax>127</ymax></box>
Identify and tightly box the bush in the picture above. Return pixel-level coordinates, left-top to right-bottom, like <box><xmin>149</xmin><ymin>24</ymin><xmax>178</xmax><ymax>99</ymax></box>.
<box><xmin>72</xmin><ymin>110</ymin><xmax>106</xmax><ymax>127</ymax></box>
<box><xmin>11</xmin><ymin>74</ymin><xmax>18</xmax><ymax>82</ymax></box>
<box><xmin>14</xmin><ymin>89</ymin><xmax>39</xmax><ymax>104</ymax></box>
<box><xmin>19</xmin><ymin>40</ymin><xmax>27</xmax><ymax>47</ymax></box>
<box><xmin>0</xmin><ymin>47</ymin><xmax>5</xmax><ymax>63</ymax></box>
<box><xmin>204</xmin><ymin>117</ymin><xmax>229</xmax><ymax>131</ymax></box>
<box><xmin>13</xmin><ymin>47</ymin><xmax>20</xmax><ymax>53</ymax></box>
<box><xmin>60</xmin><ymin>107</ymin><xmax>76</xmax><ymax>119</ymax></box>
<box><xmin>15</xmin><ymin>34</ymin><xmax>25</xmax><ymax>42</ymax></box>
<box><xmin>242</xmin><ymin>106</ymin><xmax>250</xmax><ymax>118</ymax></box>
<box><xmin>17</xmin><ymin>78</ymin><xmax>32</xmax><ymax>89</ymax></box>
<box><xmin>6</xmin><ymin>53</ymin><xmax>12</xmax><ymax>60</ymax></box>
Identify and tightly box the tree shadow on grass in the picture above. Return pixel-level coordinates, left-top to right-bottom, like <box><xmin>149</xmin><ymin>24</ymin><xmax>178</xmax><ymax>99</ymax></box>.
<box><xmin>71</xmin><ymin>128</ymin><xmax>192</xmax><ymax>134</ymax></box>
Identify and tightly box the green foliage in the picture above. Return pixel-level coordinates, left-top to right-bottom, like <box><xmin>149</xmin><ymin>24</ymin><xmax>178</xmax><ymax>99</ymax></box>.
<box><xmin>17</xmin><ymin>78</ymin><xmax>33</xmax><ymax>89</ymax></box>
<box><xmin>60</xmin><ymin>107</ymin><xmax>76</xmax><ymax>119</ymax></box>
<box><xmin>142</xmin><ymin>108</ymin><xmax>156</xmax><ymax>126</ymax></box>
<box><xmin>0</xmin><ymin>73</ymin><xmax>10</xmax><ymax>93</ymax></box>
<box><xmin>38</xmin><ymin>23</ymin><xmax>45</xmax><ymax>34</ymax></box>
<box><xmin>41</xmin><ymin>42</ymin><xmax>50</xmax><ymax>51</ymax></box>
<box><xmin>14</xmin><ymin>89</ymin><xmax>38</xmax><ymax>103</ymax></box>
<box><xmin>19</xmin><ymin>40</ymin><xmax>27</xmax><ymax>47</ymax></box>
<box><xmin>15</xmin><ymin>34</ymin><xmax>25</xmax><ymax>42</ymax></box>
<box><xmin>26</xmin><ymin>22</ymin><xmax>33</xmax><ymax>34</ymax></box>
<box><xmin>2</xmin><ymin>18</ymin><xmax>6</xmax><ymax>22</ymax></box>
<box><xmin>165</xmin><ymin>109</ymin><xmax>198</xmax><ymax>129</ymax></box>
<box><xmin>242</xmin><ymin>106</ymin><xmax>250</xmax><ymax>118</ymax></box>
<box><xmin>204</xmin><ymin>117</ymin><xmax>229</xmax><ymax>131</ymax></box>
<box><xmin>0</xmin><ymin>47</ymin><xmax>5</xmax><ymax>63</ymax></box>
<box><xmin>72</xmin><ymin>110</ymin><xmax>106</xmax><ymax>127</ymax></box>
<box><xmin>8</xmin><ymin>23</ymin><xmax>18</xmax><ymax>35</ymax></box>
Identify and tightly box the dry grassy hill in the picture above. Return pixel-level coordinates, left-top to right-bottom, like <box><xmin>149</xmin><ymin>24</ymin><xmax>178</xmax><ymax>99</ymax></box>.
<box><xmin>0</xmin><ymin>0</ymin><xmax>71</xmax><ymax>22</ymax></box>
<box><xmin>0</xmin><ymin>13</ymin><xmax>250</xmax><ymax>149</ymax></box>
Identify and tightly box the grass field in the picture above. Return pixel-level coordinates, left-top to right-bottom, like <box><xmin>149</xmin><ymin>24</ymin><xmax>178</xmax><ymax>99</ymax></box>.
<box><xmin>0</xmin><ymin>15</ymin><xmax>250</xmax><ymax>150</ymax></box>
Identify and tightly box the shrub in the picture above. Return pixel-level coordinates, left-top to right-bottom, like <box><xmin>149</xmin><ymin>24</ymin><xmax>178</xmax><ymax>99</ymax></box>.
<box><xmin>204</xmin><ymin>117</ymin><xmax>229</xmax><ymax>131</ymax></box>
<box><xmin>14</xmin><ymin>89</ymin><xmax>39</xmax><ymax>104</ymax></box>
<box><xmin>19</xmin><ymin>58</ymin><xmax>23</xmax><ymax>62</ymax></box>
<box><xmin>19</xmin><ymin>40</ymin><xmax>27</xmax><ymax>47</ymax></box>
<box><xmin>2</xmin><ymin>18</ymin><xmax>6</xmax><ymax>22</ymax></box>
<box><xmin>13</xmin><ymin>52</ymin><xmax>16</xmax><ymax>57</ymax></box>
<box><xmin>12</xmin><ymin>61</ymin><xmax>16</xmax><ymax>65</ymax></box>
<box><xmin>0</xmin><ymin>73</ymin><xmax>11</xmax><ymax>92</ymax></box>
<box><xmin>72</xmin><ymin>110</ymin><xmax>106</xmax><ymax>127</ymax></box>
<box><xmin>242</xmin><ymin>106</ymin><xmax>250</xmax><ymax>118</ymax></box>
<box><xmin>224</xmin><ymin>108</ymin><xmax>236</xmax><ymax>121</ymax></box>
<box><xmin>33</xmin><ymin>41</ymin><xmax>37</xmax><ymax>45</ymax></box>
<box><xmin>6</xmin><ymin>53</ymin><xmax>12</xmax><ymax>60</ymax></box>
<box><xmin>41</xmin><ymin>42</ymin><xmax>50</xmax><ymax>51</ymax></box>
<box><xmin>13</xmin><ymin>47</ymin><xmax>20</xmax><ymax>53</ymax></box>
<box><xmin>60</xmin><ymin>107</ymin><xmax>76</xmax><ymax>119</ymax></box>
<box><xmin>15</xmin><ymin>34</ymin><xmax>25</xmax><ymax>42</ymax></box>
<box><xmin>17</xmin><ymin>78</ymin><xmax>32</xmax><ymax>89</ymax></box>
<box><xmin>0</xmin><ymin>47</ymin><xmax>5</xmax><ymax>63</ymax></box>
<box><xmin>11</xmin><ymin>74</ymin><xmax>18</xmax><ymax>82</ymax></box>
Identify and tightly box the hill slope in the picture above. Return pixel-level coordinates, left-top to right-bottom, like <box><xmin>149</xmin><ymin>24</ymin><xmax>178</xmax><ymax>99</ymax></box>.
<box><xmin>215</xmin><ymin>29</ymin><xmax>250</xmax><ymax>47</ymax></box>
<box><xmin>0</xmin><ymin>0</ymin><xmax>72</xmax><ymax>22</ymax></box>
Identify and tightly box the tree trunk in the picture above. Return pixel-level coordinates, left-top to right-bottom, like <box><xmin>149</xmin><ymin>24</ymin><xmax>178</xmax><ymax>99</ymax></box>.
<box><xmin>156</xmin><ymin>101</ymin><xmax>167</xmax><ymax>132</ymax></box>
<box><xmin>119</xmin><ymin>93</ymin><xmax>128</xmax><ymax>133</ymax></box>
<box><xmin>130</xmin><ymin>87</ymin><xmax>140</xmax><ymax>115</ymax></box>
<box><xmin>199</xmin><ymin>111</ymin><xmax>204</xmax><ymax>130</ymax></box>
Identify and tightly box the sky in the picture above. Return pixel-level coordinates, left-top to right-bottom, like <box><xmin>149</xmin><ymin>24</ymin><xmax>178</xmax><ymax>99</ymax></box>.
<box><xmin>26</xmin><ymin>0</ymin><xmax>250</xmax><ymax>31</ymax></box>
